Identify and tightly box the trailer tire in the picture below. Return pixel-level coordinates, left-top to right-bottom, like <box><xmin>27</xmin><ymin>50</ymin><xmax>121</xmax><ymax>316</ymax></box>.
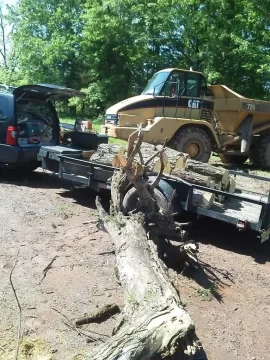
<box><xmin>122</xmin><ymin>187</ymin><xmax>168</xmax><ymax>214</ymax></box>
<box><xmin>172</xmin><ymin>127</ymin><xmax>212</xmax><ymax>163</ymax></box>
<box><xmin>219</xmin><ymin>154</ymin><xmax>248</xmax><ymax>165</ymax></box>
<box><xmin>250</xmin><ymin>135</ymin><xmax>270</xmax><ymax>169</ymax></box>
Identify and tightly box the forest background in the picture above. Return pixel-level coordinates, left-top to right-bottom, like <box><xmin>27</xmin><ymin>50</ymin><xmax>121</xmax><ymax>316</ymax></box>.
<box><xmin>0</xmin><ymin>0</ymin><xmax>269</xmax><ymax>119</ymax></box>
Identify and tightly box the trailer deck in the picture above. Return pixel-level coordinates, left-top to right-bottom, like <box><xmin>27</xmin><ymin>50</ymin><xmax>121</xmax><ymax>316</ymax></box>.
<box><xmin>39</xmin><ymin>146</ymin><xmax>270</xmax><ymax>242</ymax></box>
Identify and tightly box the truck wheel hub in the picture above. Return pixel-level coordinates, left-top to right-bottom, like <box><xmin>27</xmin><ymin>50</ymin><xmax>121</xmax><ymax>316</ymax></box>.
<box><xmin>185</xmin><ymin>142</ymin><xmax>200</xmax><ymax>158</ymax></box>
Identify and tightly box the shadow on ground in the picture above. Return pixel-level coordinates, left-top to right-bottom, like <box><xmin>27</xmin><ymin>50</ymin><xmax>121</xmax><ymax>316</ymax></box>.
<box><xmin>0</xmin><ymin>168</ymin><xmax>111</xmax><ymax>211</ymax></box>
<box><xmin>186</xmin><ymin>215</ymin><xmax>270</xmax><ymax>264</ymax></box>
<box><xmin>0</xmin><ymin>168</ymin><xmax>68</xmax><ymax>189</ymax></box>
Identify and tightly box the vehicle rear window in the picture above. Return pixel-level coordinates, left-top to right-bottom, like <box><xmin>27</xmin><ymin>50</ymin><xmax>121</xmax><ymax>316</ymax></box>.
<box><xmin>0</xmin><ymin>96</ymin><xmax>9</xmax><ymax>120</ymax></box>
<box><xmin>16</xmin><ymin>99</ymin><xmax>56</xmax><ymax>146</ymax></box>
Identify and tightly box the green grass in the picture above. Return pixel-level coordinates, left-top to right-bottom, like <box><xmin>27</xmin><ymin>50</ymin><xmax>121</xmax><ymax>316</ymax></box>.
<box><xmin>210</xmin><ymin>152</ymin><xmax>270</xmax><ymax>178</ymax></box>
<box><xmin>196</xmin><ymin>282</ymin><xmax>219</xmax><ymax>301</ymax></box>
<box><xmin>59</xmin><ymin>116</ymin><xmax>127</xmax><ymax>145</ymax></box>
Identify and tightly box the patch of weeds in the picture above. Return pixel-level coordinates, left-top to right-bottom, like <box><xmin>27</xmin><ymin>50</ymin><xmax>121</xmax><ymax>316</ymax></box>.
<box><xmin>125</xmin><ymin>290</ymin><xmax>138</xmax><ymax>305</ymax></box>
<box><xmin>58</xmin><ymin>205</ymin><xmax>72</xmax><ymax>219</ymax></box>
<box><xmin>196</xmin><ymin>282</ymin><xmax>219</xmax><ymax>301</ymax></box>
<box><xmin>19</xmin><ymin>338</ymin><xmax>53</xmax><ymax>360</ymax></box>
<box><xmin>109</xmin><ymin>137</ymin><xmax>128</xmax><ymax>146</ymax></box>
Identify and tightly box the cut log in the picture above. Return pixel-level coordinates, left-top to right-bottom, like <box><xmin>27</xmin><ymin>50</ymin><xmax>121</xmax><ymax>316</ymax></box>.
<box><xmin>152</xmin><ymin>155</ymin><xmax>172</xmax><ymax>174</ymax></box>
<box><xmin>91</xmin><ymin>144</ymin><xmax>125</xmax><ymax>165</ymax></box>
<box><xmin>172</xmin><ymin>169</ymin><xmax>212</xmax><ymax>187</ymax></box>
<box><xmin>185</xmin><ymin>159</ymin><xmax>230</xmax><ymax>188</ymax></box>
<box><xmin>228</xmin><ymin>177</ymin><xmax>237</xmax><ymax>193</ymax></box>
<box><xmin>215</xmin><ymin>181</ymin><xmax>224</xmax><ymax>202</ymax></box>
<box><xmin>175</xmin><ymin>152</ymin><xmax>191</xmax><ymax>170</ymax></box>
<box><xmin>156</xmin><ymin>145</ymin><xmax>190</xmax><ymax>172</ymax></box>
<box><xmin>192</xmin><ymin>189</ymin><xmax>215</xmax><ymax>209</ymax></box>
<box><xmin>82</xmin><ymin>150</ymin><xmax>95</xmax><ymax>159</ymax></box>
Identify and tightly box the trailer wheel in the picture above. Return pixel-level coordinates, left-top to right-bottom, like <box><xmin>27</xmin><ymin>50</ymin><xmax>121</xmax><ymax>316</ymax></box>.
<box><xmin>172</xmin><ymin>127</ymin><xmax>212</xmax><ymax>163</ymax></box>
<box><xmin>219</xmin><ymin>154</ymin><xmax>248</xmax><ymax>165</ymax></box>
<box><xmin>250</xmin><ymin>135</ymin><xmax>270</xmax><ymax>169</ymax></box>
<box><xmin>122</xmin><ymin>187</ymin><xmax>168</xmax><ymax>214</ymax></box>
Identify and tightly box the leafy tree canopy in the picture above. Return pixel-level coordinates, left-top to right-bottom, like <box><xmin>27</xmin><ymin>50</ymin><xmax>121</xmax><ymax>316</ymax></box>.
<box><xmin>3</xmin><ymin>0</ymin><xmax>270</xmax><ymax>117</ymax></box>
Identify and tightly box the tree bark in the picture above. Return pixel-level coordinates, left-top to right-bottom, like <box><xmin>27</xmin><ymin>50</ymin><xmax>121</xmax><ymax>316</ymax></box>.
<box><xmin>91</xmin><ymin>144</ymin><xmax>125</xmax><ymax>165</ymax></box>
<box><xmin>184</xmin><ymin>159</ymin><xmax>230</xmax><ymax>189</ymax></box>
<box><xmin>156</xmin><ymin>146</ymin><xmax>190</xmax><ymax>173</ymax></box>
<box><xmin>171</xmin><ymin>169</ymin><xmax>211</xmax><ymax>187</ymax></box>
<box><xmin>90</xmin><ymin>128</ymin><xmax>200</xmax><ymax>359</ymax></box>
<box><xmin>93</xmin><ymin>198</ymin><xmax>198</xmax><ymax>360</ymax></box>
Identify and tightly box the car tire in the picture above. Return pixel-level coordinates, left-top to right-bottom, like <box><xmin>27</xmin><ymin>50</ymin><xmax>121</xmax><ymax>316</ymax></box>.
<box><xmin>122</xmin><ymin>187</ymin><xmax>168</xmax><ymax>214</ymax></box>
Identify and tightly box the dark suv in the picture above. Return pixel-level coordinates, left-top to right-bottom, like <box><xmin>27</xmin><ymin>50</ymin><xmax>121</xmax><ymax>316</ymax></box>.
<box><xmin>0</xmin><ymin>83</ymin><xmax>82</xmax><ymax>170</ymax></box>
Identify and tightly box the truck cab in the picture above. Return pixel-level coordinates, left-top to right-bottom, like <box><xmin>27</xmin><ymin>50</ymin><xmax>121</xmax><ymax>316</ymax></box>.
<box><xmin>102</xmin><ymin>68</ymin><xmax>214</xmax><ymax>141</ymax></box>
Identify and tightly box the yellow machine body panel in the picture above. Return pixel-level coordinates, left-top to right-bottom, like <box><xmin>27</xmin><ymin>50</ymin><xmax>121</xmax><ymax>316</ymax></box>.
<box><xmin>104</xmin><ymin>116</ymin><xmax>220</xmax><ymax>146</ymax></box>
<box><xmin>210</xmin><ymin>85</ymin><xmax>270</xmax><ymax>134</ymax></box>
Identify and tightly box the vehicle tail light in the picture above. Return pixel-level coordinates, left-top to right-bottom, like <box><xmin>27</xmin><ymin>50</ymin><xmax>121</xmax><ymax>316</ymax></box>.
<box><xmin>6</xmin><ymin>126</ymin><xmax>17</xmax><ymax>145</ymax></box>
<box><xmin>236</xmin><ymin>220</ymin><xmax>248</xmax><ymax>231</ymax></box>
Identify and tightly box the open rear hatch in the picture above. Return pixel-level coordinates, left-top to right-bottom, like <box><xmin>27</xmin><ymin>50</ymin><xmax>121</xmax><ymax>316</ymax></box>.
<box><xmin>13</xmin><ymin>84</ymin><xmax>84</xmax><ymax>148</ymax></box>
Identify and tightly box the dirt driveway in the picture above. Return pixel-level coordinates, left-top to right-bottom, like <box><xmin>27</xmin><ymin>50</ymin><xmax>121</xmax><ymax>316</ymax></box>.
<box><xmin>0</xmin><ymin>169</ymin><xmax>270</xmax><ymax>360</ymax></box>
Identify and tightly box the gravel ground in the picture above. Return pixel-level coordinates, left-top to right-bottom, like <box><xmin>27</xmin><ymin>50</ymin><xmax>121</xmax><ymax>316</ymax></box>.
<box><xmin>0</xmin><ymin>168</ymin><xmax>269</xmax><ymax>360</ymax></box>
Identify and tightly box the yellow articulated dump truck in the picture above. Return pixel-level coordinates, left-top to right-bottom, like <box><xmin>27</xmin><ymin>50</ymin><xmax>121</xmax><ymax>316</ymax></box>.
<box><xmin>101</xmin><ymin>68</ymin><xmax>270</xmax><ymax>169</ymax></box>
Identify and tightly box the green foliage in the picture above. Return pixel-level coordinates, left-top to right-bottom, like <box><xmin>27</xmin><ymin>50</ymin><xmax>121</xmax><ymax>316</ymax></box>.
<box><xmin>196</xmin><ymin>281</ymin><xmax>219</xmax><ymax>301</ymax></box>
<box><xmin>8</xmin><ymin>0</ymin><xmax>86</xmax><ymax>87</ymax></box>
<box><xmin>4</xmin><ymin>0</ymin><xmax>270</xmax><ymax>117</ymax></box>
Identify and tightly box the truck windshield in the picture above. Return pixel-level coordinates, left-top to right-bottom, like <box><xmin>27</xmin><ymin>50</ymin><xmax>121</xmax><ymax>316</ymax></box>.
<box><xmin>142</xmin><ymin>71</ymin><xmax>170</xmax><ymax>95</ymax></box>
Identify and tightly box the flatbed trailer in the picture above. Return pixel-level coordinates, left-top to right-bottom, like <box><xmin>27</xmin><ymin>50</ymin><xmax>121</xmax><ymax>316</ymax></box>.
<box><xmin>39</xmin><ymin>145</ymin><xmax>270</xmax><ymax>243</ymax></box>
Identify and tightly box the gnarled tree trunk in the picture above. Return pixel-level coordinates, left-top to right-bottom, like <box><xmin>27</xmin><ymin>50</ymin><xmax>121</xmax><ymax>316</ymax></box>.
<box><xmin>91</xmin><ymin>127</ymin><xmax>201</xmax><ymax>360</ymax></box>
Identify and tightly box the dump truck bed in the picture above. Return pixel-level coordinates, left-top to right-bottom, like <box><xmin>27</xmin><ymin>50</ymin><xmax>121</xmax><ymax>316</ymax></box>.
<box><xmin>209</xmin><ymin>85</ymin><xmax>270</xmax><ymax>133</ymax></box>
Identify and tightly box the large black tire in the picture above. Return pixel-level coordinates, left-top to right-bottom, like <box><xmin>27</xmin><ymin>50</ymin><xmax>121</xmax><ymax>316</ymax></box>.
<box><xmin>219</xmin><ymin>154</ymin><xmax>248</xmax><ymax>165</ymax></box>
<box><xmin>122</xmin><ymin>187</ymin><xmax>168</xmax><ymax>214</ymax></box>
<box><xmin>171</xmin><ymin>126</ymin><xmax>212</xmax><ymax>162</ymax></box>
<box><xmin>250</xmin><ymin>135</ymin><xmax>270</xmax><ymax>169</ymax></box>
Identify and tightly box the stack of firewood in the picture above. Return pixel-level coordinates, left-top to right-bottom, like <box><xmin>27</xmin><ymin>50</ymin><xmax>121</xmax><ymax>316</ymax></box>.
<box><xmin>87</xmin><ymin>142</ymin><xmax>236</xmax><ymax>209</ymax></box>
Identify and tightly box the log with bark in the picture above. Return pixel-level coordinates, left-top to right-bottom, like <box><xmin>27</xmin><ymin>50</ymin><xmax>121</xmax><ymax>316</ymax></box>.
<box><xmin>154</xmin><ymin>146</ymin><xmax>190</xmax><ymax>174</ymax></box>
<box><xmin>171</xmin><ymin>169</ymin><xmax>211</xmax><ymax>187</ymax></box>
<box><xmin>90</xmin><ymin>144</ymin><xmax>126</xmax><ymax>165</ymax></box>
<box><xmin>91</xmin><ymin>142</ymin><xmax>190</xmax><ymax>176</ymax></box>
<box><xmin>184</xmin><ymin>159</ymin><xmax>230</xmax><ymax>189</ymax></box>
<box><xmin>90</xmin><ymin>127</ymin><xmax>202</xmax><ymax>359</ymax></box>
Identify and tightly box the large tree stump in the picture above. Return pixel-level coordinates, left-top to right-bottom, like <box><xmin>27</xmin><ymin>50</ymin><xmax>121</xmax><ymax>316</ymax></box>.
<box><xmin>90</xmin><ymin>127</ymin><xmax>200</xmax><ymax>359</ymax></box>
